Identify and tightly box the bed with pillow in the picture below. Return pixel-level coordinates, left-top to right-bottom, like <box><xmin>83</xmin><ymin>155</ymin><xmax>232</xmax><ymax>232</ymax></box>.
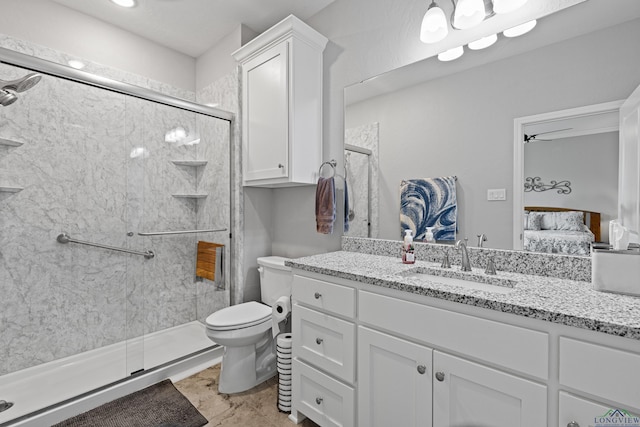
<box><xmin>523</xmin><ymin>207</ymin><xmax>601</xmax><ymax>256</ymax></box>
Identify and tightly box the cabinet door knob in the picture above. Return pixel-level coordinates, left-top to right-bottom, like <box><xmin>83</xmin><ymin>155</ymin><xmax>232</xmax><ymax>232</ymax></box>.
<box><xmin>316</xmin><ymin>397</ymin><xmax>323</xmax><ymax>405</ymax></box>
<box><xmin>435</xmin><ymin>371</ymin><xmax>445</xmax><ymax>382</ymax></box>
<box><xmin>316</xmin><ymin>337</ymin><xmax>323</xmax><ymax>345</ymax></box>
<box><xmin>567</xmin><ymin>422</ymin><xmax>580</xmax><ymax>427</ymax></box>
<box><xmin>278</xmin><ymin>163</ymin><xmax>285</xmax><ymax>169</ymax></box>
<box><xmin>417</xmin><ymin>365</ymin><xmax>426</xmax><ymax>375</ymax></box>
<box><xmin>314</xmin><ymin>292</ymin><xmax>322</xmax><ymax>299</ymax></box>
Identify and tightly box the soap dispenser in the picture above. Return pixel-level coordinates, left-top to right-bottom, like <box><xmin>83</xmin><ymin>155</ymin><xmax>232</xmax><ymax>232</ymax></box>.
<box><xmin>425</xmin><ymin>227</ymin><xmax>435</xmax><ymax>243</ymax></box>
<box><xmin>402</xmin><ymin>229</ymin><xmax>415</xmax><ymax>264</ymax></box>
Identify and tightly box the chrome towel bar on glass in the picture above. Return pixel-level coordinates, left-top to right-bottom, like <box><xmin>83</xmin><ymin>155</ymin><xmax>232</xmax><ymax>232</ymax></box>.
<box><xmin>137</xmin><ymin>228</ymin><xmax>227</xmax><ymax>236</ymax></box>
<box><xmin>56</xmin><ymin>233</ymin><xmax>155</xmax><ymax>259</ymax></box>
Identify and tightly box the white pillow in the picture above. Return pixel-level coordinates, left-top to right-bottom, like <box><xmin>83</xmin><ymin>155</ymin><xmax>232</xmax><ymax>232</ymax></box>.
<box><xmin>555</xmin><ymin>211</ymin><xmax>584</xmax><ymax>231</ymax></box>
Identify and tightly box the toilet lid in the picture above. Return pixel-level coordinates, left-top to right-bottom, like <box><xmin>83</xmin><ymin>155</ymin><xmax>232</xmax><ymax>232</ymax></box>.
<box><xmin>205</xmin><ymin>301</ymin><xmax>272</xmax><ymax>330</ymax></box>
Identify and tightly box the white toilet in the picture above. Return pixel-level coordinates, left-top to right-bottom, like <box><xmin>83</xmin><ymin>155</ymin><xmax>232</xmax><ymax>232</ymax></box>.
<box><xmin>205</xmin><ymin>256</ymin><xmax>292</xmax><ymax>394</ymax></box>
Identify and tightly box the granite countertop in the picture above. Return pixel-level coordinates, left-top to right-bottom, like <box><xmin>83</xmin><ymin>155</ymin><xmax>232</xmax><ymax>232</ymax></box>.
<box><xmin>286</xmin><ymin>251</ymin><xmax>640</xmax><ymax>340</ymax></box>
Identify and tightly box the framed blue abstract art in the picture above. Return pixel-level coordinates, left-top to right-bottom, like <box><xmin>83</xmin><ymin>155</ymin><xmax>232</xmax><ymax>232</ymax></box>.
<box><xmin>400</xmin><ymin>176</ymin><xmax>457</xmax><ymax>241</ymax></box>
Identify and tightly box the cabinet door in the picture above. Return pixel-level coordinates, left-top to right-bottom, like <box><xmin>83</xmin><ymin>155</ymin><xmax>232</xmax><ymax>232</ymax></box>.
<box><xmin>358</xmin><ymin>326</ymin><xmax>432</xmax><ymax>427</ymax></box>
<box><xmin>559</xmin><ymin>391</ymin><xmax>640</xmax><ymax>427</ymax></box>
<box><xmin>433</xmin><ymin>351</ymin><xmax>546</xmax><ymax>427</ymax></box>
<box><xmin>243</xmin><ymin>42</ymin><xmax>288</xmax><ymax>183</ymax></box>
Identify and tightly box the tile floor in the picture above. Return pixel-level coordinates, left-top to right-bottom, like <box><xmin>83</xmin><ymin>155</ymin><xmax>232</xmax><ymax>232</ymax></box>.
<box><xmin>175</xmin><ymin>364</ymin><xmax>319</xmax><ymax>427</ymax></box>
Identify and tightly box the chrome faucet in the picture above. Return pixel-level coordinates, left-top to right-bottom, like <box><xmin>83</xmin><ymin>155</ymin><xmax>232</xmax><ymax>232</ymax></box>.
<box><xmin>455</xmin><ymin>240</ymin><xmax>472</xmax><ymax>271</ymax></box>
<box><xmin>477</xmin><ymin>234</ymin><xmax>487</xmax><ymax>248</ymax></box>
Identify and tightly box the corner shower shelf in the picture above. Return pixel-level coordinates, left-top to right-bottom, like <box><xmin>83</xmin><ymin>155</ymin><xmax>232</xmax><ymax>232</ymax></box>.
<box><xmin>0</xmin><ymin>186</ymin><xmax>24</xmax><ymax>193</ymax></box>
<box><xmin>0</xmin><ymin>138</ymin><xmax>23</xmax><ymax>147</ymax></box>
<box><xmin>172</xmin><ymin>194</ymin><xmax>208</xmax><ymax>199</ymax></box>
<box><xmin>171</xmin><ymin>160</ymin><xmax>208</xmax><ymax>167</ymax></box>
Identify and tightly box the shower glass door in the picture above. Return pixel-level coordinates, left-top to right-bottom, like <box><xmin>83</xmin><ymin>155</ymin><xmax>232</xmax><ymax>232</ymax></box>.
<box><xmin>0</xmin><ymin>58</ymin><xmax>231</xmax><ymax>423</ymax></box>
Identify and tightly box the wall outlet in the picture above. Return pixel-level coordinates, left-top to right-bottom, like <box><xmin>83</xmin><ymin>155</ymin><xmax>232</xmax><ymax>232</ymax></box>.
<box><xmin>487</xmin><ymin>188</ymin><xmax>507</xmax><ymax>201</ymax></box>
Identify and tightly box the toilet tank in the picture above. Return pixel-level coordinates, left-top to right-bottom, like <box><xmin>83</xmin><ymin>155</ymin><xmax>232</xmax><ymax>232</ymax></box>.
<box><xmin>257</xmin><ymin>256</ymin><xmax>293</xmax><ymax>306</ymax></box>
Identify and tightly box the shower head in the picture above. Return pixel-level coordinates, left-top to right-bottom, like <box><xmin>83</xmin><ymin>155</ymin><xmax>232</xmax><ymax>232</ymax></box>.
<box><xmin>0</xmin><ymin>73</ymin><xmax>42</xmax><ymax>93</ymax></box>
<box><xmin>0</xmin><ymin>89</ymin><xmax>17</xmax><ymax>106</ymax></box>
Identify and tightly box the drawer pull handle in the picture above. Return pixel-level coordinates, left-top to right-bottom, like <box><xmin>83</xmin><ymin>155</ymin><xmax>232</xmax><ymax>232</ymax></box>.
<box><xmin>314</xmin><ymin>292</ymin><xmax>322</xmax><ymax>299</ymax></box>
<box><xmin>316</xmin><ymin>337</ymin><xmax>323</xmax><ymax>345</ymax></box>
<box><xmin>567</xmin><ymin>423</ymin><xmax>580</xmax><ymax>427</ymax></box>
<box><xmin>316</xmin><ymin>397</ymin><xmax>323</xmax><ymax>405</ymax></box>
<box><xmin>417</xmin><ymin>365</ymin><xmax>426</xmax><ymax>375</ymax></box>
<box><xmin>435</xmin><ymin>371</ymin><xmax>445</xmax><ymax>382</ymax></box>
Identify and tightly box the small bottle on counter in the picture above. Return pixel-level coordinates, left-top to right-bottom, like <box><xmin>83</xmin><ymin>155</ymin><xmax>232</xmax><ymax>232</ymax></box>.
<box><xmin>425</xmin><ymin>227</ymin><xmax>435</xmax><ymax>243</ymax></box>
<box><xmin>402</xmin><ymin>229</ymin><xmax>415</xmax><ymax>264</ymax></box>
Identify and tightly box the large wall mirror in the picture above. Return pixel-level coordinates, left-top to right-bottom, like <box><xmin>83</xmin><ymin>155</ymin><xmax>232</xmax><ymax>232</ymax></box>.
<box><xmin>343</xmin><ymin>1</ymin><xmax>640</xmax><ymax>255</ymax></box>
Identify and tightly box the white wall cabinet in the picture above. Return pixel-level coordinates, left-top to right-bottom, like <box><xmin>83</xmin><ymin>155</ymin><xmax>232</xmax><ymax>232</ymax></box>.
<box><xmin>234</xmin><ymin>15</ymin><xmax>327</xmax><ymax>188</ymax></box>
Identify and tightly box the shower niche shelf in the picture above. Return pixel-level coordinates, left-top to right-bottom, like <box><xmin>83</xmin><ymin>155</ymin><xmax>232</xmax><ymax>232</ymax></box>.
<box><xmin>171</xmin><ymin>160</ymin><xmax>208</xmax><ymax>167</ymax></box>
<box><xmin>172</xmin><ymin>194</ymin><xmax>208</xmax><ymax>199</ymax></box>
<box><xmin>0</xmin><ymin>186</ymin><xmax>24</xmax><ymax>193</ymax></box>
<box><xmin>0</xmin><ymin>138</ymin><xmax>24</xmax><ymax>147</ymax></box>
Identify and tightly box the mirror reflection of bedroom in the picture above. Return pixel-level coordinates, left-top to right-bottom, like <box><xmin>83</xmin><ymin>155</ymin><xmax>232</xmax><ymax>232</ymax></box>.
<box><xmin>523</xmin><ymin>112</ymin><xmax>617</xmax><ymax>255</ymax></box>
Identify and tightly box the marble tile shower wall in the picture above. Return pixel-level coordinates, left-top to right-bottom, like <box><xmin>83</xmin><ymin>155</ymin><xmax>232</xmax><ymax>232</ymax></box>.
<box><xmin>196</xmin><ymin>70</ymin><xmax>240</xmax><ymax>315</ymax></box>
<box><xmin>0</xmin><ymin>36</ymin><xmax>234</xmax><ymax>376</ymax></box>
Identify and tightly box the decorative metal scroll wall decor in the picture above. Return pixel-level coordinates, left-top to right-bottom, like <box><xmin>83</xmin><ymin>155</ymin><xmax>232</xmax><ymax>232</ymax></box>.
<box><xmin>524</xmin><ymin>176</ymin><xmax>572</xmax><ymax>194</ymax></box>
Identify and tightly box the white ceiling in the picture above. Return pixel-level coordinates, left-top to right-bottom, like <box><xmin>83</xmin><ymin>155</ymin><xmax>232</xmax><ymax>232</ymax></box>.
<box><xmin>50</xmin><ymin>0</ymin><xmax>335</xmax><ymax>57</ymax></box>
<box><xmin>345</xmin><ymin>0</ymin><xmax>640</xmax><ymax>106</ymax></box>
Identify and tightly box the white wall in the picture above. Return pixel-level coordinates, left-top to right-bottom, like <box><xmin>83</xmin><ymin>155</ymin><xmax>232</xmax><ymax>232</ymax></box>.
<box><xmin>0</xmin><ymin>0</ymin><xmax>196</xmax><ymax>91</ymax></box>
<box><xmin>265</xmin><ymin>0</ymin><xmax>584</xmax><ymax>256</ymax></box>
<box><xmin>195</xmin><ymin>24</ymin><xmax>257</xmax><ymax>91</ymax></box>
<box><xmin>524</xmin><ymin>132</ymin><xmax>619</xmax><ymax>242</ymax></box>
<box><xmin>343</xmin><ymin>19</ymin><xmax>640</xmax><ymax>249</ymax></box>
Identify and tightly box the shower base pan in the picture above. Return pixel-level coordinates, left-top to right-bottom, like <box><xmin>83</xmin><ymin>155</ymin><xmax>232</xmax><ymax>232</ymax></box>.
<box><xmin>0</xmin><ymin>321</ymin><xmax>220</xmax><ymax>427</ymax></box>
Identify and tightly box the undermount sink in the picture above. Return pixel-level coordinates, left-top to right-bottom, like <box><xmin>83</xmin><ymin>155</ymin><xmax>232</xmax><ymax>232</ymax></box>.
<box><xmin>400</xmin><ymin>267</ymin><xmax>517</xmax><ymax>294</ymax></box>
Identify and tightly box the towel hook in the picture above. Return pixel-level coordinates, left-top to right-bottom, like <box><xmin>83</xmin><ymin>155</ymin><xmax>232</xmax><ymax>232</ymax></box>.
<box><xmin>318</xmin><ymin>160</ymin><xmax>337</xmax><ymax>178</ymax></box>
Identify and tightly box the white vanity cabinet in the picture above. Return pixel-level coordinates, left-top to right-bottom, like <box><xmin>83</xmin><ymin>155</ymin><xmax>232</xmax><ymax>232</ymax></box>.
<box><xmin>358</xmin><ymin>290</ymin><xmax>547</xmax><ymax>427</ymax></box>
<box><xmin>358</xmin><ymin>326</ymin><xmax>433</xmax><ymax>427</ymax></box>
<box><xmin>432</xmin><ymin>351</ymin><xmax>546</xmax><ymax>427</ymax></box>
<box><xmin>291</xmin><ymin>275</ymin><xmax>356</xmax><ymax>427</ymax></box>
<box><xmin>233</xmin><ymin>15</ymin><xmax>327</xmax><ymax>188</ymax></box>
<box><xmin>289</xmin><ymin>269</ymin><xmax>640</xmax><ymax>427</ymax></box>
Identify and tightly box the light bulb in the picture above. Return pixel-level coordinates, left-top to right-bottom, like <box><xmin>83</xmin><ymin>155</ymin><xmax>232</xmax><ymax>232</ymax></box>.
<box><xmin>420</xmin><ymin>3</ymin><xmax>448</xmax><ymax>44</ymax></box>
<box><xmin>468</xmin><ymin>34</ymin><xmax>498</xmax><ymax>50</ymax></box>
<box><xmin>453</xmin><ymin>0</ymin><xmax>485</xmax><ymax>29</ymax></box>
<box><xmin>493</xmin><ymin>0</ymin><xmax>528</xmax><ymax>14</ymax></box>
<box><xmin>110</xmin><ymin>0</ymin><xmax>136</xmax><ymax>8</ymax></box>
<box><xmin>438</xmin><ymin>46</ymin><xmax>464</xmax><ymax>62</ymax></box>
<box><xmin>67</xmin><ymin>60</ymin><xmax>86</xmax><ymax>69</ymax></box>
<box><xmin>503</xmin><ymin>20</ymin><xmax>537</xmax><ymax>38</ymax></box>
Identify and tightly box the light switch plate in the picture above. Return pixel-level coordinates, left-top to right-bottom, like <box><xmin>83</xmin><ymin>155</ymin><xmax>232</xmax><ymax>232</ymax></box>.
<box><xmin>487</xmin><ymin>188</ymin><xmax>507</xmax><ymax>201</ymax></box>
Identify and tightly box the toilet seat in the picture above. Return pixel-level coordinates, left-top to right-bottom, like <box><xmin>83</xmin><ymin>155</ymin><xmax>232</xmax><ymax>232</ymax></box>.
<box><xmin>206</xmin><ymin>301</ymin><xmax>272</xmax><ymax>331</ymax></box>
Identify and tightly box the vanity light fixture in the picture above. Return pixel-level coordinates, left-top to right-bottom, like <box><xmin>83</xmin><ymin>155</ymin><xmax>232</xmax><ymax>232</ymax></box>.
<box><xmin>492</xmin><ymin>0</ymin><xmax>529</xmax><ymax>15</ymax></box>
<box><xmin>110</xmin><ymin>0</ymin><xmax>136</xmax><ymax>8</ymax></box>
<box><xmin>420</xmin><ymin>2</ymin><xmax>449</xmax><ymax>43</ymax></box>
<box><xmin>503</xmin><ymin>19</ymin><xmax>537</xmax><ymax>38</ymax></box>
<box><xmin>468</xmin><ymin>33</ymin><xmax>497</xmax><ymax>50</ymax></box>
<box><xmin>420</xmin><ymin>0</ymin><xmax>529</xmax><ymax>44</ymax></box>
<box><xmin>438</xmin><ymin>46</ymin><xmax>464</xmax><ymax>62</ymax></box>
<box><xmin>452</xmin><ymin>0</ymin><xmax>486</xmax><ymax>30</ymax></box>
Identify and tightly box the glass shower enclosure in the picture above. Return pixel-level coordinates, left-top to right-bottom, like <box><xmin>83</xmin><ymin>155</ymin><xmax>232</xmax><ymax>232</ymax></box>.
<box><xmin>0</xmin><ymin>47</ymin><xmax>233</xmax><ymax>423</ymax></box>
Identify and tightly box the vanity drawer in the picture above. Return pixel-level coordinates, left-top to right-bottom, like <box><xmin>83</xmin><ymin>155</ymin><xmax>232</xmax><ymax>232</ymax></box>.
<box><xmin>292</xmin><ymin>358</ymin><xmax>355</xmax><ymax>427</ymax></box>
<box><xmin>558</xmin><ymin>392</ymin><xmax>634</xmax><ymax>427</ymax></box>
<box><xmin>293</xmin><ymin>304</ymin><xmax>356</xmax><ymax>383</ymax></box>
<box><xmin>293</xmin><ymin>275</ymin><xmax>356</xmax><ymax>319</ymax></box>
<box><xmin>359</xmin><ymin>290</ymin><xmax>549</xmax><ymax>380</ymax></box>
<box><xmin>559</xmin><ymin>337</ymin><xmax>640</xmax><ymax>411</ymax></box>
